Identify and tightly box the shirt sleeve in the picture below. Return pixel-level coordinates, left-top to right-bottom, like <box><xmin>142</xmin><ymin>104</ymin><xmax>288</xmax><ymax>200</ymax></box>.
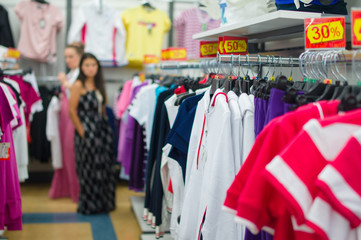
<box><xmin>67</xmin><ymin>6</ymin><xmax>86</xmax><ymax>44</ymax></box>
<box><xmin>14</xmin><ymin>1</ymin><xmax>26</xmax><ymax>21</ymax></box>
<box><xmin>54</xmin><ymin>6</ymin><xmax>64</xmax><ymax>33</ymax></box>
<box><xmin>114</xmin><ymin>12</ymin><xmax>128</xmax><ymax>66</ymax></box>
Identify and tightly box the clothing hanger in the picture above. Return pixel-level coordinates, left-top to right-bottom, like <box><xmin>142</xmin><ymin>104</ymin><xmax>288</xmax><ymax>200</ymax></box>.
<box><xmin>232</xmin><ymin>55</ymin><xmax>242</xmax><ymax>96</ymax></box>
<box><xmin>142</xmin><ymin>0</ymin><xmax>155</xmax><ymax>10</ymax></box>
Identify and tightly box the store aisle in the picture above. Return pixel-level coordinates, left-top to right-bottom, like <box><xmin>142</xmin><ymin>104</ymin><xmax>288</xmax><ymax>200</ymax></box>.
<box><xmin>3</xmin><ymin>181</ymin><xmax>144</xmax><ymax>240</ymax></box>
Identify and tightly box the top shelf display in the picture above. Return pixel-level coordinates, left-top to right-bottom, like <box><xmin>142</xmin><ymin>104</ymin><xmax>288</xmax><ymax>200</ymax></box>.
<box><xmin>192</xmin><ymin>10</ymin><xmax>325</xmax><ymax>43</ymax></box>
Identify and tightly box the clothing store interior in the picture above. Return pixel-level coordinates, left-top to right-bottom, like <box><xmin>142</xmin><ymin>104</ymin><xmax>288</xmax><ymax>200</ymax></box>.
<box><xmin>1</xmin><ymin>0</ymin><xmax>361</xmax><ymax>239</ymax></box>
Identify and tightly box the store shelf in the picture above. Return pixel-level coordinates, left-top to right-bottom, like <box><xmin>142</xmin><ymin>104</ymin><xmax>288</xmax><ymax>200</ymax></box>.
<box><xmin>140</xmin><ymin>234</ymin><xmax>173</xmax><ymax>240</ymax></box>
<box><xmin>192</xmin><ymin>10</ymin><xmax>323</xmax><ymax>43</ymax></box>
<box><xmin>131</xmin><ymin>196</ymin><xmax>155</xmax><ymax>233</ymax></box>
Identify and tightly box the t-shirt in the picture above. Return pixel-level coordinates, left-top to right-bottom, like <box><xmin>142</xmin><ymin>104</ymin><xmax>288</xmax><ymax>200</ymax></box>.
<box><xmin>316</xmin><ymin>132</ymin><xmax>361</xmax><ymax>228</ymax></box>
<box><xmin>265</xmin><ymin>109</ymin><xmax>361</xmax><ymax>240</ymax></box>
<box><xmin>67</xmin><ymin>2</ymin><xmax>127</xmax><ymax>66</ymax></box>
<box><xmin>174</xmin><ymin>8</ymin><xmax>220</xmax><ymax>59</ymax></box>
<box><xmin>122</xmin><ymin>6</ymin><xmax>171</xmax><ymax>66</ymax></box>
<box><xmin>15</xmin><ymin>1</ymin><xmax>63</xmax><ymax>63</ymax></box>
<box><xmin>129</xmin><ymin>83</ymin><xmax>158</xmax><ymax>150</ymax></box>
<box><xmin>223</xmin><ymin>101</ymin><xmax>340</xmax><ymax>240</ymax></box>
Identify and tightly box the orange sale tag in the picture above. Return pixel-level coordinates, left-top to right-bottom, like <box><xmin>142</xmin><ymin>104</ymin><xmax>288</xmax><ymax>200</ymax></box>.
<box><xmin>200</xmin><ymin>41</ymin><xmax>218</xmax><ymax>58</ymax></box>
<box><xmin>168</xmin><ymin>48</ymin><xmax>187</xmax><ymax>61</ymax></box>
<box><xmin>352</xmin><ymin>8</ymin><xmax>361</xmax><ymax>48</ymax></box>
<box><xmin>161</xmin><ymin>49</ymin><xmax>169</xmax><ymax>61</ymax></box>
<box><xmin>143</xmin><ymin>55</ymin><xmax>159</xmax><ymax>64</ymax></box>
<box><xmin>305</xmin><ymin>17</ymin><xmax>346</xmax><ymax>49</ymax></box>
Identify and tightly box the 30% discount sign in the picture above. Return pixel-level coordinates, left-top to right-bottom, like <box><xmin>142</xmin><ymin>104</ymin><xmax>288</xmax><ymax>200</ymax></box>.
<box><xmin>305</xmin><ymin>17</ymin><xmax>346</xmax><ymax>49</ymax></box>
<box><xmin>200</xmin><ymin>41</ymin><xmax>218</xmax><ymax>58</ymax></box>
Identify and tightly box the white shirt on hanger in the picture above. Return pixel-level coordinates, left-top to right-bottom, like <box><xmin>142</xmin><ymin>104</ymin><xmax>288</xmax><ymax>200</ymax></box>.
<box><xmin>67</xmin><ymin>2</ymin><xmax>128</xmax><ymax>66</ymax></box>
<box><xmin>46</xmin><ymin>96</ymin><xmax>62</xmax><ymax>169</ymax></box>
<box><xmin>239</xmin><ymin>93</ymin><xmax>255</xmax><ymax>163</ymax></box>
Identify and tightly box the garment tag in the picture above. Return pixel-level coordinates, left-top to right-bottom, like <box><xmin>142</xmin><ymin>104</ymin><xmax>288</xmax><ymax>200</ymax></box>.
<box><xmin>40</xmin><ymin>19</ymin><xmax>46</xmax><ymax>29</ymax></box>
<box><xmin>0</xmin><ymin>143</ymin><xmax>10</xmax><ymax>160</ymax></box>
<box><xmin>201</xmin><ymin>23</ymin><xmax>208</xmax><ymax>31</ymax></box>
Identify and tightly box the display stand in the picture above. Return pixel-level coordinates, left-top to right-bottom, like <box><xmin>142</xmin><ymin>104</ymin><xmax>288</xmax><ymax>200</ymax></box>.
<box><xmin>130</xmin><ymin>196</ymin><xmax>172</xmax><ymax>239</ymax></box>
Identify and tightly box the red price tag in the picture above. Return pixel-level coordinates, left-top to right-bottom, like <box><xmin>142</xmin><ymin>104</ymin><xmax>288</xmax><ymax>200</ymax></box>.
<box><xmin>305</xmin><ymin>17</ymin><xmax>346</xmax><ymax>49</ymax></box>
<box><xmin>352</xmin><ymin>8</ymin><xmax>361</xmax><ymax>48</ymax></box>
<box><xmin>218</xmin><ymin>36</ymin><xmax>224</xmax><ymax>54</ymax></box>
<box><xmin>200</xmin><ymin>41</ymin><xmax>218</xmax><ymax>58</ymax></box>
<box><xmin>222</xmin><ymin>36</ymin><xmax>248</xmax><ymax>55</ymax></box>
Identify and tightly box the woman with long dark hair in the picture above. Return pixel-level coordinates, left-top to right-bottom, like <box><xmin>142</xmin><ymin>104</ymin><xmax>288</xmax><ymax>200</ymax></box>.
<box><xmin>69</xmin><ymin>53</ymin><xmax>115</xmax><ymax>214</ymax></box>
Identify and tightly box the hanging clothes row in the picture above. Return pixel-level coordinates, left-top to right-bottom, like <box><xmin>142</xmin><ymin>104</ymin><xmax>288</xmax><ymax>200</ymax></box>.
<box><xmin>0</xmin><ymin>66</ymin><xmax>41</xmax><ymax>233</ymax></box>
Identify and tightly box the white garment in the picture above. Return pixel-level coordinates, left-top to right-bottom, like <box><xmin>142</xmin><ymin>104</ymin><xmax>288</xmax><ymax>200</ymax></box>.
<box><xmin>67</xmin><ymin>2</ymin><xmax>128</xmax><ymax>66</ymax></box>
<box><xmin>65</xmin><ymin>68</ymin><xmax>79</xmax><ymax>98</ymax></box>
<box><xmin>196</xmin><ymin>89</ymin><xmax>238</xmax><ymax>240</ymax></box>
<box><xmin>46</xmin><ymin>96</ymin><xmax>62</xmax><ymax>169</ymax></box>
<box><xmin>0</xmin><ymin>83</ymin><xmax>19</xmax><ymax>128</ymax></box>
<box><xmin>129</xmin><ymin>83</ymin><xmax>158</xmax><ymax>150</ymax></box>
<box><xmin>23</xmin><ymin>71</ymin><xmax>40</xmax><ymax>94</ymax></box>
<box><xmin>179</xmin><ymin>88</ymin><xmax>211</xmax><ymax>240</ymax></box>
<box><xmin>219</xmin><ymin>0</ymin><xmax>269</xmax><ymax>26</ymax></box>
<box><xmin>227</xmin><ymin>91</ymin><xmax>242</xmax><ymax>171</ymax></box>
<box><xmin>239</xmin><ymin>93</ymin><xmax>255</xmax><ymax>163</ymax></box>
<box><xmin>5</xmin><ymin>79</ymin><xmax>29</xmax><ymax>182</ymax></box>
<box><xmin>168</xmin><ymin>157</ymin><xmax>184</xmax><ymax>239</ymax></box>
<box><xmin>165</xmin><ymin>94</ymin><xmax>180</xmax><ymax>128</ymax></box>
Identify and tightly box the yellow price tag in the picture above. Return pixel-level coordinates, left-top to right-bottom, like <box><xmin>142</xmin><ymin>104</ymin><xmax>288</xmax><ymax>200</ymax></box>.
<box><xmin>307</xmin><ymin>21</ymin><xmax>344</xmax><ymax>44</ymax></box>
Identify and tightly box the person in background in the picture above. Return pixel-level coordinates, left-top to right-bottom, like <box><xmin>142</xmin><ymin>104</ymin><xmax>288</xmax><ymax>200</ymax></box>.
<box><xmin>48</xmin><ymin>42</ymin><xmax>84</xmax><ymax>202</ymax></box>
<box><xmin>69</xmin><ymin>52</ymin><xmax>116</xmax><ymax>214</ymax></box>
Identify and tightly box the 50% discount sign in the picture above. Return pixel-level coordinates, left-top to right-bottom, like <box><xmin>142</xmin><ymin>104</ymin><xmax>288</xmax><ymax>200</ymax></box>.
<box><xmin>218</xmin><ymin>36</ymin><xmax>248</xmax><ymax>55</ymax></box>
<box><xmin>305</xmin><ymin>17</ymin><xmax>346</xmax><ymax>49</ymax></box>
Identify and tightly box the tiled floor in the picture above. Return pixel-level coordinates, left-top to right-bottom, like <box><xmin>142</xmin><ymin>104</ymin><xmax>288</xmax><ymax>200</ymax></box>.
<box><xmin>3</xmin><ymin>181</ymin><xmax>144</xmax><ymax>240</ymax></box>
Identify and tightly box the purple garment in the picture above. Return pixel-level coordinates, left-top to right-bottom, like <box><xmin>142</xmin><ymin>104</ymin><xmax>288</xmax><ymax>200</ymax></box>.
<box><xmin>254</xmin><ymin>97</ymin><xmax>268</xmax><ymax>137</ymax></box>
<box><xmin>128</xmin><ymin>124</ymin><xmax>146</xmax><ymax>192</ymax></box>
<box><xmin>121</xmin><ymin>83</ymin><xmax>148</xmax><ymax>174</ymax></box>
<box><xmin>264</xmin><ymin>88</ymin><xmax>285</xmax><ymax>127</ymax></box>
<box><xmin>0</xmin><ymin>86</ymin><xmax>22</xmax><ymax>231</ymax></box>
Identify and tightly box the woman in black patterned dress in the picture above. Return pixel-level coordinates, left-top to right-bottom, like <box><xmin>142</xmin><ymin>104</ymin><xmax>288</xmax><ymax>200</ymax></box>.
<box><xmin>69</xmin><ymin>53</ymin><xmax>115</xmax><ymax>214</ymax></box>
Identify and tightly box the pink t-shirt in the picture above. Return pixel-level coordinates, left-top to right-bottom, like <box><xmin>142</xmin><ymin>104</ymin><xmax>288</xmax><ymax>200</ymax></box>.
<box><xmin>15</xmin><ymin>1</ymin><xmax>63</xmax><ymax>63</ymax></box>
<box><xmin>116</xmin><ymin>80</ymin><xmax>133</xmax><ymax>119</ymax></box>
<box><xmin>174</xmin><ymin>8</ymin><xmax>220</xmax><ymax>59</ymax></box>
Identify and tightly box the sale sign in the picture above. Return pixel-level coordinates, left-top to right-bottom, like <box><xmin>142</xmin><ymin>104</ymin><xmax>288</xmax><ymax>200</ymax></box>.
<box><xmin>223</xmin><ymin>36</ymin><xmax>248</xmax><ymax>55</ymax></box>
<box><xmin>200</xmin><ymin>41</ymin><xmax>218</xmax><ymax>58</ymax></box>
<box><xmin>161</xmin><ymin>48</ymin><xmax>187</xmax><ymax>61</ymax></box>
<box><xmin>218</xmin><ymin>36</ymin><xmax>224</xmax><ymax>54</ymax></box>
<box><xmin>305</xmin><ymin>17</ymin><xmax>346</xmax><ymax>49</ymax></box>
<box><xmin>352</xmin><ymin>8</ymin><xmax>361</xmax><ymax>48</ymax></box>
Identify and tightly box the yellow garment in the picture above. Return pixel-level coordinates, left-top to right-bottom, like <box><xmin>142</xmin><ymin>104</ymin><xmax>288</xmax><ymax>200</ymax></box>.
<box><xmin>122</xmin><ymin>6</ymin><xmax>171</xmax><ymax>66</ymax></box>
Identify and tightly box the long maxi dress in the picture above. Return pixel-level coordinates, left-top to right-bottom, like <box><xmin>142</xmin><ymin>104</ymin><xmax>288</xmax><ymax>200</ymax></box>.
<box><xmin>74</xmin><ymin>89</ymin><xmax>116</xmax><ymax>214</ymax></box>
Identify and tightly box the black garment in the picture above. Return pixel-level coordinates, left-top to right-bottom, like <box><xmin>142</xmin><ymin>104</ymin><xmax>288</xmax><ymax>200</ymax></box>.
<box><xmin>74</xmin><ymin>91</ymin><xmax>116</xmax><ymax>214</ymax></box>
<box><xmin>0</xmin><ymin>5</ymin><xmax>15</xmax><ymax>48</ymax></box>
<box><xmin>144</xmin><ymin>89</ymin><xmax>174</xmax><ymax>226</ymax></box>
<box><xmin>276</xmin><ymin>0</ymin><xmax>347</xmax><ymax>15</ymax></box>
<box><xmin>29</xmin><ymin>86</ymin><xmax>51</xmax><ymax>163</ymax></box>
